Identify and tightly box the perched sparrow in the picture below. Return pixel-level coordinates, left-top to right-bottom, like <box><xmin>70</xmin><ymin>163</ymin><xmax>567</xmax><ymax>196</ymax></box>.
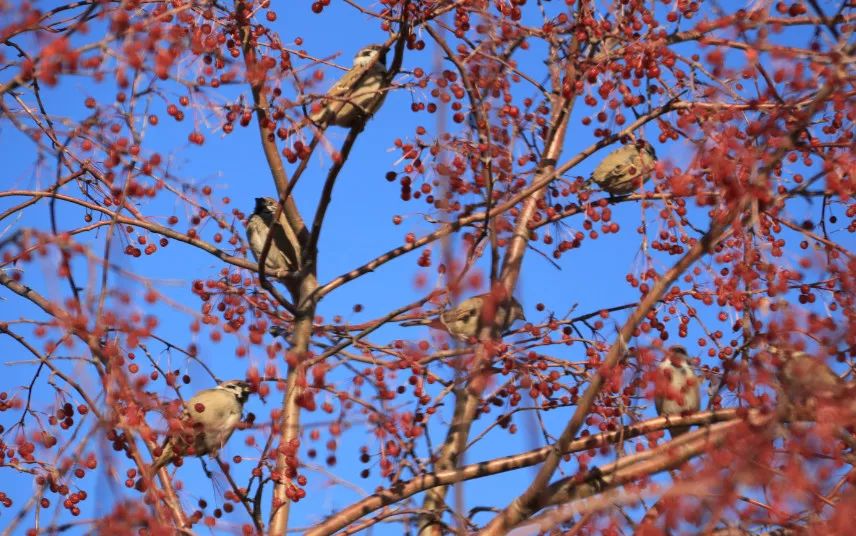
<box><xmin>589</xmin><ymin>34</ymin><xmax>621</xmax><ymax>58</ymax></box>
<box><xmin>776</xmin><ymin>350</ymin><xmax>846</xmax><ymax>402</ymax></box>
<box><xmin>151</xmin><ymin>380</ymin><xmax>253</xmax><ymax>473</ymax></box>
<box><xmin>402</xmin><ymin>293</ymin><xmax>525</xmax><ymax>342</ymax></box>
<box><xmin>774</xmin><ymin>348</ymin><xmax>856</xmax><ymax>425</ymax></box>
<box><xmin>246</xmin><ymin>197</ymin><xmax>295</xmax><ymax>277</ymax></box>
<box><xmin>589</xmin><ymin>140</ymin><xmax>657</xmax><ymax>195</ymax></box>
<box><xmin>654</xmin><ymin>345</ymin><xmax>701</xmax><ymax>438</ymax></box>
<box><xmin>309</xmin><ymin>45</ymin><xmax>388</xmax><ymax>128</ymax></box>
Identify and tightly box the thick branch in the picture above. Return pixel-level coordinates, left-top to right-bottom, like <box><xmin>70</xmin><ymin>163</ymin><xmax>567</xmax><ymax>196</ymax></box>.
<box><xmin>305</xmin><ymin>409</ymin><xmax>741</xmax><ymax>536</ymax></box>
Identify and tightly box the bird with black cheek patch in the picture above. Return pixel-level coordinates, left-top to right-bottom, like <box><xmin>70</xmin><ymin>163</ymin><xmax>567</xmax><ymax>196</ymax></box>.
<box><xmin>151</xmin><ymin>380</ymin><xmax>253</xmax><ymax>474</ymax></box>
<box><xmin>589</xmin><ymin>139</ymin><xmax>657</xmax><ymax>196</ymax></box>
<box><xmin>309</xmin><ymin>44</ymin><xmax>388</xmax><ymax>129</ymax></box>
<box><xmin>654</xmin><ymin>345</ymin><xmax>701</xmax><ymax>438</ymax></box>
<box><xmin>246</xmin><ymin>197</ymin><xmax>296</xmax><ymax>278</ymax></box>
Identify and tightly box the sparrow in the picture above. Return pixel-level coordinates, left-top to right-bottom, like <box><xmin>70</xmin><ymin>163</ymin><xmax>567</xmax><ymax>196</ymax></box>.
<box><xmin>654</xmin><ymin>345</ymin><xmax>701</xmax><ymax>438</ymax></box>
<box><xmin>588</xmin><ymin>33</ymin><xmax>621</xmax><ymax>58</ymax></box>
<box><xmin>150</xmin><ymin>380</ymin><xmax>253</xmax><ymax>474</ymax></box>
<box><xmin>309</xmin><ymin>44</ymin><xmax>388</xmax><ymax>128</ymax></box>
<box><xmin>776</xmin><ymin>350</ymin><xmax>847</xmax><ymax>403</ymax></box>
<box><xmin>403</xmin><ymin>293</ymin><xmax>526</xmax><ymax>342</ymax></box>
<box><xmin>773</xmin><ymin>348</ymin><xmax>856</xmax><ymax>426</ymax></box>
<box><xmin>589</xmin><ymin>140</ymin><xmax>657</xmax><ymax>195</ymax></box>
<box><xmin>246</xmin><ymin>197</ymin><xmax>295</xmax><ymax>277</ymax></box>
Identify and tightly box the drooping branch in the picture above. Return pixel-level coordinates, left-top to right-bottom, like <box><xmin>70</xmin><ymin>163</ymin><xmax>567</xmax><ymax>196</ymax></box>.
<box><xmin>0</xmin><ymin>324</ymin><xmax>101</xmax><ymax>421</ymax></box>
<box><xmin>0</xmin><ymin>273</ymin><xmax>190</xmax><ymax>528</ymax></box>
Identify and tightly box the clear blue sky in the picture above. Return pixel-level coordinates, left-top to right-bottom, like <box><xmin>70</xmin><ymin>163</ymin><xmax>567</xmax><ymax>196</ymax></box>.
<box><xmin>1</xmin><ymin>1</ymin><xmax>852</xmax><ymax>534</ymax></box>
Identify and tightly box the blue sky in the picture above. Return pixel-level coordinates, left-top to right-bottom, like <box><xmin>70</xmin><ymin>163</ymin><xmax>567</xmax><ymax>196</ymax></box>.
<box><xmin>1</xmin><ymin>0</ymin><xmax>853</xmax><ymax>534</ymax></box>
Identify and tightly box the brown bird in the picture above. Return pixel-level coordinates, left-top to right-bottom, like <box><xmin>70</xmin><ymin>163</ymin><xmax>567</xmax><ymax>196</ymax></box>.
<box><xmin>246</xmin><ymin>197</ymin><xmax>295</xmax><ymax>277</ymax></box>
<box><xmin>151</xmin><ymin>380</ymin><xmax>253</xmax><ymax>474</ymax></box>
<box><xmin>403</xmin><ymin>293</ymin><xmax>526</xmax><ymax>342</ymax></box>
<box><xmin>776</xmin><ymin>350</ymin><xmax>846</xmax><ymax>401</ymax></box>
<box><xmin>589</xmin><ymin>140</ymin><xmax>657</xmax><ymax>195</ymax></box>
<box><xmin>309</xmin><ymin>45</ymin><xmax>388</xmax><ymax>128</ymax></box>
<box><xmin>654</xmin><ymin>345</ymin><xmax>701</xmax><ymax>438</ymax></box>
<box><xmin>773</xmin><ymin>348</ymin><xmax>856</xmax><ymax>427</ymax></box>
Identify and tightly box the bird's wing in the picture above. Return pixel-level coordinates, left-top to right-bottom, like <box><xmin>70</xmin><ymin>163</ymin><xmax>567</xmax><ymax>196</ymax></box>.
<box><xmin>270</xmin><ymin>220</ymin><xmax>291</xmax><ymax>250</ymax></box>
<box><xmin>654</xmin><ymin>364</ymin><xmax>669</xmax><ymax>414</ymax></box>
<box><xmin>593</xmin><ymin>146</ymin><xmax>644</xmax><ymax>182</ymax></box>
<box><xmin>248</xmin><ymin>216</ymin><xmax>290</xmax><ymax>251</ymax></box>
<box><xmin>183</xmin><ymin>388</ymin><xmax>225</xmax><ymax>422</ymax></box>
<box><xmin>605</xmin><ymin>155</ymin><xmax>637</xmax><ymax>181</ymax></box>
<box><xmin>203</xmin><ymin>401</ymin><xmax>244</xmax><ymax>456</ymax></box>
<box><xmin>246</xmin><ymin>216</ymin><xmax>268</xmax><ymax>259</ymax></box>
<box><xmin>442</xmin><ymin>303</ymin><xmax>479</xmax><ymax>323</ymax></box>
<box><xmin>326</xmin><ymin>64</ymin><xmax>373</xmax><ymax>97</ymax></box>
<box><xmin>689</xmin><ymin>379</ymin><xmax>701</xmax><ymax>411</ymax></box>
